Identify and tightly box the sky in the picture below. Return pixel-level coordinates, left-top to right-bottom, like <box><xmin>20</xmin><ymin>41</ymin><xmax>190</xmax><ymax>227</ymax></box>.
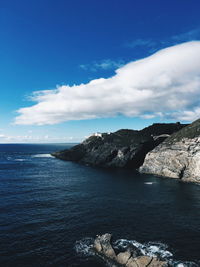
<box><xmin>1</xmin><ymin>0</ymin><xmax>200</xmax><ymax>143</ymax></box>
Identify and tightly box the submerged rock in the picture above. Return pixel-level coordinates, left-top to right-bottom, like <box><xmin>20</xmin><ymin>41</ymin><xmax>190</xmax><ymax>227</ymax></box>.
<box><xmin>52</xmin><ymin>123</ymin><xmax>186</xmax><ymax>169</ymax></box>
<box><xmin>140</xmin><ymin>119</ymin><xmax>200</xmax><ymax>183</ymax></box>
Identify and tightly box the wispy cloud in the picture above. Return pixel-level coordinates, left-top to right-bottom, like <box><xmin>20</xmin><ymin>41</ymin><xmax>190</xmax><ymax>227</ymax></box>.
<box><xmin>125</xmin><ymin>39</ymin><xmax>156</xmax><ymax>49</ymax></box>
<box><xmin>80</xmin><ymin>59</ymin><xmax>125</xmax><ymax>71</ymax></box>
<box><xmin>0</xmin><ymin>133</ymin><xmax>76</xmax><ymax>143</ymax></box>
<box><xmin>126</xmin><ymin>27</ymin><xmax>200</xmax><ymax>52</ymax></box>
<box><xmin>172</xmin><ymin>28</ymin><xmax>200</xmax><ymax>42</ymax></box>
<box><xmin>80</xmin><ymin>28</ymin><xmax>200</xmax><ymax>74</ymax></box>
<box><xmin>15</xmin><ymin>41</ymin><xmax>200</xmax><ymax>125</ymax></box>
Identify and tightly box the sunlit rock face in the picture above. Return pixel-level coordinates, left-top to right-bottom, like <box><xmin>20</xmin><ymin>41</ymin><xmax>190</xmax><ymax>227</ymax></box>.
<box><xmin>140</xmin><ymin>119</ymin><xmax>200</xmax><ymax>183</ymax></box>
<box><xmin>52</xmin><ymin>123</ymin><xmax>187</xmax><ymax>168</ymax></box>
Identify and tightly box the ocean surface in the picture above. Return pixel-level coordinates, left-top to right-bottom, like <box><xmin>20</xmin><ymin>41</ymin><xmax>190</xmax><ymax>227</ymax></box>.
<box><xmin>0</xmin><ymin>144</ymin><xmax>200</xmax><ymax>267</ymax></box>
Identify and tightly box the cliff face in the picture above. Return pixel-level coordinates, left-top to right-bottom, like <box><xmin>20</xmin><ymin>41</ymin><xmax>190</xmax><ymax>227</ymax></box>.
<box><xmin>52</xmin><ymin>123</ymin><xmax>187</xmax><ymax>168</ymax></box>
<box><xmin>140</xmin><ymin>119</ymin><xmax>200</xmax><ymax>183</ymax></box>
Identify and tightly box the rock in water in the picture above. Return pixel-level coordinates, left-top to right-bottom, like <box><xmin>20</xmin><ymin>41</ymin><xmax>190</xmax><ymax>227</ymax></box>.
<box><xmin>52</xmin><ymin>123</ymin><xmax>186</xmax><ymax>168</ymax></box>
<box><xmin>116</xmin><ymin>250</ymin><xmax>131</xmax><ymax>264</ymax></box>
<box><xmin>126</xmin><ymin>257</ymin><xmax>138</xmax><ymax>267</ymax></box>
<box><xmin>140</xmin><ymin>119</ymin><xmax>200</xmax><ymax>183</ymax></box>
<box><xmin>92</xmin><ymin>234</ymin><xmax>168</xmax><ymax>267</ymax></box>
<box><xmin>134</xmin><ymin>256</ymin><xmax>152</xmax><ymax>267</ymax></box>
<box><xmin>94</xmin><ymin>235</ymin><xmax>102</xmax><ymax>252</ymax></box>
<box><xmin>95</xmin><ymin>233</ymin><xmax>116</xmax><ymax>259</ymax></box>
<box><xmin>148</xmin><ymin>257</ymin><xmax>168</xmax><ymax>267</ymax></box>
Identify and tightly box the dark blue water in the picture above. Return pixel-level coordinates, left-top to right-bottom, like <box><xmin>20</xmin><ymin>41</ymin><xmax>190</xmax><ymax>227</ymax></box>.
<box><xmin>0</xmin><ymin>144</ymin><xmax>200</xmax><ymax>267</ymax></box>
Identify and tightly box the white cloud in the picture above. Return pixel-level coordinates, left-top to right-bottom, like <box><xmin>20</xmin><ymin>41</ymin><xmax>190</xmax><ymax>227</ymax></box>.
<box><xmin>170</xmin><ymin>107</ymin><xmax>200</xmax><ymax>121</ymax></box>
<box><xmin>15</xmin><ymin>41</ymin><xmax>200</xmax><ymax>125</ymax></box>
<box><xmin>0</xmin><ymin>134</ymin><xmax>35</xmax><ymax>142</ymax></box>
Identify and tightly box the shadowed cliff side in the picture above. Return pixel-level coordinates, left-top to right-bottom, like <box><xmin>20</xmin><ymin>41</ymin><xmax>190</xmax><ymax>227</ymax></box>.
<box><xmin>52</xmin><ymin>123</ymin><xmax>187</xmax><ymax>168</ymax></box>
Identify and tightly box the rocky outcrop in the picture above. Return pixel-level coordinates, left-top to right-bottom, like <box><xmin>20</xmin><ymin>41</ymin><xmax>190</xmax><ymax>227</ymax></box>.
<box><xmin>93</xmin><ymin>234</ymin><xmax>168</xmax><ymax>267</ymax></box>
<box><xmin>52</xmin><ymin>123</ymin><xmax>187</xmax><ymax>168</ymax></box>
<box><xmin>140</xmin><ymin>119</ymin><xmax>200</xmax><ymax>183</ymax></box>
<box><xmin>94</xmin><ymin>233</ymin><xmax>116</xmax><ymax>260</ymax></box>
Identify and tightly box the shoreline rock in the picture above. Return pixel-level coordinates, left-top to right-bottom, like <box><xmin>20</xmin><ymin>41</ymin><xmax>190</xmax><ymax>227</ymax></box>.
<box><xmin>92</xmin><ymin>234</ymin><xmax>168</xmax><ymax>267</ymax></box>
<box><xmin>75</xmin><ymin>234</ymin><xmax>198</xmax><ymax>266</ymax></box>
<box><xmin>139</xmin><ymin>119</ymin><xmax>200</xmax><ymax>183</ymax></box>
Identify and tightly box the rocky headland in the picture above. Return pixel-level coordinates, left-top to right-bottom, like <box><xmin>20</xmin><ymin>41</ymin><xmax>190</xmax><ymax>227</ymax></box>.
<box><xmin>139</xmin><ymin>119</ymin><xmax>200</xmax><ymax>183</ymax></box>
<box><xmin>52</xmin><ymin>123</ymin><xmax>186</xmax><ymax>169</ymax></box>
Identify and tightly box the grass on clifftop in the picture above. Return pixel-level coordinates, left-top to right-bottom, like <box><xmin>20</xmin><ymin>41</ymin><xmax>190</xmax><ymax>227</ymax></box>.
<box><xmin>165</xmin><ymin>119</ymin><xmax>200</xmax><ymax>144</ymax></box>
<box><xmin>85</xmin><ymin>123</ymin><xmax>187</xmax><ymax>147</ymax></box>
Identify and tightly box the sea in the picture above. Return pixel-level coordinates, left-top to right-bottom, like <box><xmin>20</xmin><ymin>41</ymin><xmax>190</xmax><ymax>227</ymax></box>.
<box><xmin>0</xmin><ymin>144</ymin><xmax>200</xmax><ymax>267</ymax></box>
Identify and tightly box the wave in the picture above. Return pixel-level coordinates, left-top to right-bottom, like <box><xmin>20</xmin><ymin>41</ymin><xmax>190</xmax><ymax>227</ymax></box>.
<box><xmin>75</xmin><ymin>237</ymin><xmax>199</xmax><ymax>267</ymax></box>
<box><xmin>75</xmin><ymin>237</ymin><xmax>95</xmax><ymax>257</ymax></box>
<box><xmin>113</xmin><ymin>239</ymin><xmax>173</xmax><ymax>259</ymax></box>
<box><xmin>32</xmin><ymin>154</ymin><xmax>53</xmax><ymax>158</ymax></box>
<box><xmin>5</xmin><ymin>157</ymin><xmax>25</xmax><ymax>162</ymax></box>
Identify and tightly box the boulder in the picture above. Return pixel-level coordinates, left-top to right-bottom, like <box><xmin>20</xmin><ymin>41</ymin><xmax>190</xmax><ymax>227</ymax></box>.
<box><xmin>94</xmin><ymin>235</ymin><xmax>102</xmax><ymax>252</ymax></box>
<box><xmin>126</xmin><ymin>257</ymin><xmax>138</xmax><ymax>267</ymax></box>
<box><xmin>134</xmin><ymin>256</ymin><xmax>152</xmax><ymax>267</ymax></box>
<box><xmin>94</xmin><ymin>233</ymin><xmax>116</xmax><ymax>259</ymax></box>
<box><xmin>148</xmin><ymin>257</ymin><xmax>168</xmax><ymax>267</ymax></box>
<box><xmin>93</xmin><ymin>234</ymin><xmax>169</xmax><ymax>267</ymax></box>
<box><xmin>116</xmin><ymin>250</ymin><xmax>131</xmax><ymax>264</ymax></box>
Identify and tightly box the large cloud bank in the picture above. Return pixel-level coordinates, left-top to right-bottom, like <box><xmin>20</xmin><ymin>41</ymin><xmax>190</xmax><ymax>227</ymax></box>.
<box><xmin>15</xmin><ymin>41</ymin><xmax>200</xmax><ymax>125</ymax></box>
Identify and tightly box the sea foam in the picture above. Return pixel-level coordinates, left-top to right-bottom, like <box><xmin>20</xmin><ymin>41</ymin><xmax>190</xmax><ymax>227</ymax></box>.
<box><xmin>32</xmin><ymin>154</ymin><xmax>53</xmax><ymax>158</ymax></box>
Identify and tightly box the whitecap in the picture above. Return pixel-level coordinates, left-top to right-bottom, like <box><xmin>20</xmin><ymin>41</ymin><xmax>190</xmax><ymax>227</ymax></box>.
<box><xmin>32</xmin><ymin>154</ymin><xmax>53</xmax><ymax>158</ymax></box>
<box><xmin>74</xmin><ymin>237</ymin><xmax>95</xmax><ymax>256</ymax></box>
<box><xmin>113</xmin><ymin>239</ymin><xmax>173</xmax><ymax>260</ymax></box>
<box><xmin>173</xmin><ymin>261</ymin><xmax>199</xmax><ymax>267</ymax></box>
<box><xmin>14</xmin><ymin>159</ymin><xmax>25</xmax><ymax>162</ymax></box>
<box><xmin>144</xmin><ymin>182</ymin><xmax>154</xmax><ymax>185</ymax></box>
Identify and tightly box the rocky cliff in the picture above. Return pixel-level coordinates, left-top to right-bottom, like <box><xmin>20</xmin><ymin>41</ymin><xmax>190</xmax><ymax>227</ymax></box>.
<box><xmin>52</xmin><ymin>123</ymin><xmax>187</xmax><ymax>168</ymax></box>
<box><xmin>140</xmin><ymin>119</ymin><xmax>200</xmax><ymax>183</ymax></box>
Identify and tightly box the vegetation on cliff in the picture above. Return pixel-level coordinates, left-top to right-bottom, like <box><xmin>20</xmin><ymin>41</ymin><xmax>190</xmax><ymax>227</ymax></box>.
<box><xmin>52</xmin><ymin>123</ymin><xmax>187</xmax><ymax>168</ymax></box>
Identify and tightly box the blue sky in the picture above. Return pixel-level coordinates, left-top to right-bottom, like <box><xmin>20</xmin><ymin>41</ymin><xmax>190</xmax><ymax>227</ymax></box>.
<box><xmin>1</xmin><ymin>0</ymin><xmax>200</xmax><ymax>143</ymax></box>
